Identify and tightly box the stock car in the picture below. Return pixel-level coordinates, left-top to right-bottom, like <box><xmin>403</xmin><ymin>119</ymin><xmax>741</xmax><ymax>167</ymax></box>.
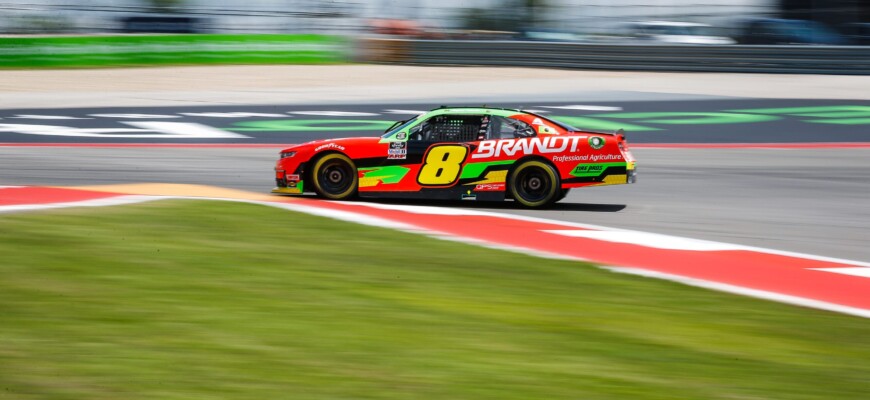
<box><xmin>273</xmin><ymin>107</ymin><xmax>637</xmax><ymax>208</ymax></box>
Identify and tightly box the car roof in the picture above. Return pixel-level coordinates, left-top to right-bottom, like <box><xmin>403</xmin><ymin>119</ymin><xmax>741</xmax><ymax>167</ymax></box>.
<box><xmin>427</xmin><ymin>106</ymin><xmax>523</xmax><ymax>117</ymax></box>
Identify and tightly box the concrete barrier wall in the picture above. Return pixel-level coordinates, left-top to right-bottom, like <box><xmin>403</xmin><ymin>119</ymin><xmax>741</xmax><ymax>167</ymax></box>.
<box><xmin>361</xmin><ymin>39</ymin><xmax>870</xmax><ymax>75</ymax></box>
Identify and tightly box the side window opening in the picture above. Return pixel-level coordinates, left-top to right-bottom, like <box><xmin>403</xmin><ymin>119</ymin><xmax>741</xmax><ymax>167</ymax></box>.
<box><xmin>489</xmin><ymin>116</ymin><xmax>535</xmax><ymax>139</ymax></box>
<box><xmin>410</xmin><ymin>114</ymin><xmax>485</xmax><ymax>142</ymax></box>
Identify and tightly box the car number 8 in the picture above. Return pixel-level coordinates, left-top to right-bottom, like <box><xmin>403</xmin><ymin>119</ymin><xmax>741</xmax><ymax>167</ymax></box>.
<box><xmin>417</xmin><ymin>145</ymin><xmax>468</xmax><ymax>186</ymax></box>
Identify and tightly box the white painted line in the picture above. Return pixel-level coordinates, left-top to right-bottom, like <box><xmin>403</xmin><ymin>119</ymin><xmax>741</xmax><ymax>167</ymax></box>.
<box><xmin>259</xmin><ymin>201</ymin><xmax>419</xmax><ymax>231</ymax></box>
<box><xmin>89</xmin><ymin>114</ymin><xmax>180</xmax><ymax>119</ymax></box>
<box><xmin>335</xmin><ymin>201</ymin><xmax>498</xmax><ymax>216</ymax></box>
<box><xmin>519</xmin><ymin>109</ymin><xmax>551</xmax><ymax>114</ymax></box>
<box><xmin>605</xmin><ymin>266</ymin><xmax>870</xmax><ymax>319</ymax></box>
<box><xmin>543</xmin><ymin>229</ymin><xmax>744</xmax><ymax>251</ymax></box>
<box><xmin>0</xmin><ymin>195</ymin><xmax>161</xmax><ymax>214</ymax></box>
<box><xmin>288</xmin><ymin>111</ymin><xmax>380</xmax><ymax>117</ymax></box>
<box><xmin>123</xmin><ymin>122</ymin><xmax>250</xmax><ymax>139</ymax></box>
<box><xmin>0</xmin><ymin>124</ymin><xmax>138</xmax><ymax>137</ymax></box>
<box><xmin>0</xmin><ymin>185</ymin><xmax>23</xmax><ymax>189</ymax></box>
<box><xmin>537</xmin><ymin>105</ymin><xmax>623</xmax><ymax>111</ymax></box>
<box><xmin>179</xmin><ymin>112</ymin><xmax>287</xmax><ymax>118</ymax></box>
<box><xmin>0</xmin><ymin>122</ymin><xmax>246</xmax><ymax>139</ymax></box>
<box><xmin>247</xmin><ymin>200</ymin><xmax>582</xmax><ymax>262</ymax></box>
<box><xmin>810</xmin><ymin>268</ymin><xmax>870</xmax><ymax>279</ymax></box>
<box><xmin>383</xmin><ymin>109</ymin><xmax>426</xmax><ymax>115</ymax></box>
<box><xmin>11</xmin><ymin>115</ymin><xmax>92</xmax><ymax>120</ymax></box>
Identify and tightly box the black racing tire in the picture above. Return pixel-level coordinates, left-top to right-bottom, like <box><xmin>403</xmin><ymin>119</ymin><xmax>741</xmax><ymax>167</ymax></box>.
<box><xmin>310</xmin><ymin>153</ymin><xmax>358</xmax><ymax>200</ymax></box>
<box><xmin>508</xmin><ymin>160</ymin><xmax>560</xmax><ymax>208</ymax></box>
<box><xmin>557</xmin><ymin>188</ymin><xmax>571</xmax><ymax>202</ymax></box>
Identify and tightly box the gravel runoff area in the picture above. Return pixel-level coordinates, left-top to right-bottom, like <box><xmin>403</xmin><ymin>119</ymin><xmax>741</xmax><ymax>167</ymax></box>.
<box><xmin>1</xmin><ymin>64</ymin><xmax>869</xmax><ymax>109</ymax></box>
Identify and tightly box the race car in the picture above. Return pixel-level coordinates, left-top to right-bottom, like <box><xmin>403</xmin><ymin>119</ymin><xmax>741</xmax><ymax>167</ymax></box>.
<box><xmin>273</xmin><ymin>106</ymin><xmax>636</xmax><ymax>208</ymax></box>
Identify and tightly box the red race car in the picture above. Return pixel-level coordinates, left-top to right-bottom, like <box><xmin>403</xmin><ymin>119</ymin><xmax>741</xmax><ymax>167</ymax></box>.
<box><xmin>273</xmin><ymin>106</ymin><xmax>636</xmax><ymax>208</ymax></box>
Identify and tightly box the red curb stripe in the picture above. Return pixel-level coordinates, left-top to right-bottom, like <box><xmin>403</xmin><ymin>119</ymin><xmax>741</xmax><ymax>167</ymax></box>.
<box><xmin>279</xmin><ymin>198</ymin><xmax>870</xmax><ymax>312</ymax></box>
<box><xmin>0</xmin><ymin>186</ymin><xmax>123</xmax><ymax>206</ymax></box>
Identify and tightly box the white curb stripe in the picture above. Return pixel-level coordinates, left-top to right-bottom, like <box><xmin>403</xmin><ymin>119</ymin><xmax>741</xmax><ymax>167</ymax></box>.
<box><xmin>0</xmin><ymin>195</ymin><xmax>161</xmax><ymax>214</ymax></box>
<box><xmin>341</xmin><ymin>201</ymin><xmax>870</xmax><ymax>268</ymax></box>
<box><xmin>605</xmin><ymin>266</ymin><xmax>870</xmax><ymax>319</ymax></box>
<box><xmin>810</xmin><ymin>267</ymin><xmax>870</xmax><ymax>279</ymax></box>
<box><xmin>543</xmin><ymin>229</ymin><xmax>745</xmax><ymax>251</ymax></box>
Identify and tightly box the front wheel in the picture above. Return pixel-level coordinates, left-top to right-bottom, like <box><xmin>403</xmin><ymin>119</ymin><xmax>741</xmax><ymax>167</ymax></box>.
<box><xmin>310</xmin><ymin>153</ymin><xmax>358</xmax><ymax>200</ymax></box>
<box><xmin>508</xmin><ymin>160</ymin><xmax>560</xmax><ymax>208</ymax></box>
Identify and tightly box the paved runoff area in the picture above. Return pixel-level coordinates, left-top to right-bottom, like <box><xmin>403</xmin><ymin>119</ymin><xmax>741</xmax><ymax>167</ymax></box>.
<box><xmin>2</xmin><ymin>65</ymin><xmax>869</xmax><ymax>109</ymax></box>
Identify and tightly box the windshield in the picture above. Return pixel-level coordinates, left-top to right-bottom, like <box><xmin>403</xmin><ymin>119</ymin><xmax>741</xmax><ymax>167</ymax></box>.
<box><xmin>380</xmin><ymin>116</ymin><xmax>420</xmax><ymax>138</ymax></box>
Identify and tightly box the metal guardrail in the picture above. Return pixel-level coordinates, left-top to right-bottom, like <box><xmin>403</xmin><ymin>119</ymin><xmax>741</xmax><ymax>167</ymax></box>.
<box><xmin>369</xmin><ymin>39</ymin><xmax>870</xmax><ymax>75</ymax></box>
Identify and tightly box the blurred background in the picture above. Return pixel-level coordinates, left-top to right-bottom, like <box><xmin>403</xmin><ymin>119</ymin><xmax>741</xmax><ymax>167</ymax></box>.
<box><xmin>0</xmin><ymin>0</ymin><xmax>867</xmax><ymax>45</ymax></box>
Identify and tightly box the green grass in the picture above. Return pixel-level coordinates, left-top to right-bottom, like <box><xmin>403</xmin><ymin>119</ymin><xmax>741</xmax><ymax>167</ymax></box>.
<box><xmin>0</xmin><ymin>34</ymin><xmax>348</xmax><ymax>68</ymax></box>
<box><xmin>1</xmin><ymin>200</ymin><xmax>868</xmax><ymax>399</ymax></box>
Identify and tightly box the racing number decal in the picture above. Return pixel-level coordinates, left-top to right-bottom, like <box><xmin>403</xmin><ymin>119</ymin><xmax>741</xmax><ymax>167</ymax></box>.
<box><xmin>417</xmin><ymin>144</ymin><xmax>468</xmax><ymax>186</ymax></box>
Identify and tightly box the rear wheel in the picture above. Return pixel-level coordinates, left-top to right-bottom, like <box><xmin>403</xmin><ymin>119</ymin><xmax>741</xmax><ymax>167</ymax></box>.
<box><xmin>310</xmin><ymin>153</ymin><xmax>357</xmax><ymax>200</ymax></box>
<box><xmin>508</xmin><ymin>160</ymin><xmax>560</xmax><ymax>208</ymax></box>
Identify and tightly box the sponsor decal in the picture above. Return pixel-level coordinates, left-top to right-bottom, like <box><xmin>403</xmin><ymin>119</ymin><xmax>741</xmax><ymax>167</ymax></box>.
<box><xmin>553</xmin><ymin>154</ymin><xmax>622</xmax><ymax>162</ymax></box>
<box><xmin>571</xmin><ymin>164</ymin><xmax>604</xmax><ymax>175</ymax></box>
<box><xmin>537</xmin><ymin>125</ymin><xmax>557</xmax><ymax>134</ymax></box>
<box><xmin>478</xmin><ymin>116</ymin><xmax>490</xmax><ymax>139</ymax></box>
<box><xmin>461</xmin><ymin>190</ymin><xmax>477</xmax><ymax>200</ymax></box>
<box><xmin>588</xmin><ymin>136</ymin><xmax>605</xmax><ymax>150</ymax></box>
<box><xmin>387</xmin><ymin>141</ymin><xmax>407</xmax><ymax>159</ymax></box>
<box><xmin>569</xmin><ymin>162</ymin><xmax>626</xmax><ymax>178</ymax></box>
<box><xmin>474</xmin><ymin>183</ymin><xmax>505</xmax><ymax>192</ymax></box>
<box><xmin>472</xmin><ymin>136</ymin><xmax>587</xmax><ymax>159</ymax></box>
<box><xmin>286</xmin><ymin>174</ymin><xmax>300</xmax><ymax>181</ymax></box>
<box><xmin>387</xmin><ymin>150</ymin><xmax>406</xmax><ymax>159</ymax></box>
<box><xmin>552</xmin><ymin>154</ymin><xmax>583</xmax><ymax>162</ymax></box>
<box><xmin>396</xmin><ymin>132</ymin><xmax>407</xmax><ymax>140</ymax></box>
<box><xmin>532</xmin><ymin>117</ymin><xmax>544</xmax><ymax>125</ymax></box>
<box><xmin>314</xmin><ymin>142</ymin><xmax>346</xmax><ymax>152</ymax></box>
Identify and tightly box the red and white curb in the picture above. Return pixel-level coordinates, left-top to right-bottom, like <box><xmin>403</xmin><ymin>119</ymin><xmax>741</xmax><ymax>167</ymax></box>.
<box><xmin>3</xmin><ymin>186</ymin><xmax>869</xmax><ymax>318</ymax></box>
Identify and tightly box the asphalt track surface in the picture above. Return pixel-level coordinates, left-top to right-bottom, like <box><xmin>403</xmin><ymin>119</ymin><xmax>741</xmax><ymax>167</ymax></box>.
<box><xmin>3</xmin><ymin>146</ymin><xmax>869</xmax><ymax>265</ymax></box>
<box><xmin>1</xmin><ymin>99</ymin><xmax>869</xmax><ymax>144</ymax></box>
<box><xmin>2</xmin><ymin>98</ymin><xmax>869</xmax><ymax>263</ymax></box>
